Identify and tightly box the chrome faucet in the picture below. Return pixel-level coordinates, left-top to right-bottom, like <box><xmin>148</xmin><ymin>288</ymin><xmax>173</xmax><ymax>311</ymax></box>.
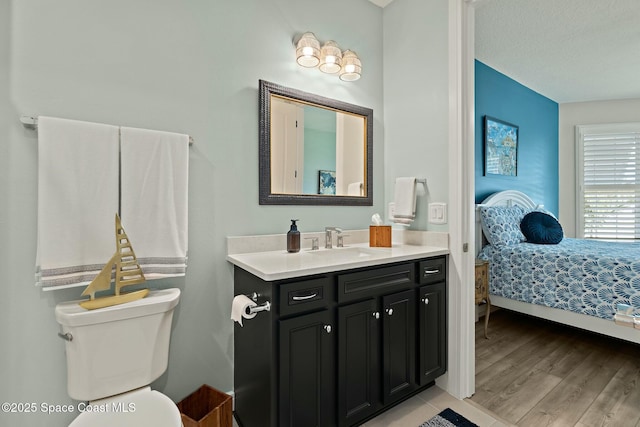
<box><xmin>324</xmin><ymin>227</ymin><xmax>343</xmax><ymax>249</ymax></box>
<box><xmin>305</xmin><ymin>236</ymin><xmax>320</xmax><ymax>250</ymax></box>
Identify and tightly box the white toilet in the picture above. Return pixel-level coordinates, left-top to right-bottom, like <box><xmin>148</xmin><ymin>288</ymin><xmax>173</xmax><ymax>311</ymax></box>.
<box><xmin>55</xmin><ymin>288</ymin><xmax>183</xmax><ymax>427</ymax></box>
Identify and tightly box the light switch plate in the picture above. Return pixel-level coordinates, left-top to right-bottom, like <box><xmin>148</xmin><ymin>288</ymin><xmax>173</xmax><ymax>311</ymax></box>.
<box><xmin>428</xmin><ymin>202</ymin><xmax>447</xmax><ymax>224</ymax></box>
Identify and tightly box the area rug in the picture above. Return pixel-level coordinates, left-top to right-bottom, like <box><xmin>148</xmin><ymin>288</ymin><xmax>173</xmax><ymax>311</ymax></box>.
<box><xmin>419</xmin><ymin>408</ymin><xmax>479</xmax><ymax>427</ymax></box>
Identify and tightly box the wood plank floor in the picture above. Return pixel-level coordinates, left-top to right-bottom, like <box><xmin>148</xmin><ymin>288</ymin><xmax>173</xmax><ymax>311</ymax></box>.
<box><xmin>471</xmin><ymin>309</ymin><xmax>640</xmax><ymax>427</ymax></box>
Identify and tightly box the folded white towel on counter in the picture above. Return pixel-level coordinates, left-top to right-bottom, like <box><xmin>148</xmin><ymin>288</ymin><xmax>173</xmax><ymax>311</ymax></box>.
<box><xmin>120</xmin><ymin>126</ymin><xmax>189</xmax><ymax>279</ymax></box>
<box><xmin>36</xmin><ymin>116</ymin><xmax>120</xmax><ymax>289</ymax></box>
<box><xmin>392</xmin><ymin>177</ymin><xmax>417</xmax><ymax>223</ymax></box>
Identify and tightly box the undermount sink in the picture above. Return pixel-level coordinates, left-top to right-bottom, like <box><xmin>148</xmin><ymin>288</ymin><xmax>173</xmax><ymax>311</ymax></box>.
<box><xmin>305</xmin><ymin>246</ymin><xmax>385</xmax><ymax>259</ymax></box>
<box><xmin>227</xmin><ymin>231</ymin><xmax>450</xmax><ymax>281</ymax></box>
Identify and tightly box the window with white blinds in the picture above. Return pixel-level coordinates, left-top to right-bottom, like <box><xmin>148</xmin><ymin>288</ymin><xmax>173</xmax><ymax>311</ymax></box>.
<box><xmin>576</xmin><ymin>123</ymin><xmax>640</xmax><ymax>240</ymax></box>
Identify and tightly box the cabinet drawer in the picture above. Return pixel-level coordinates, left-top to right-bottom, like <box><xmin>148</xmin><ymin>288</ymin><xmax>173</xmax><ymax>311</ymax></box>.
<box><xmin>279</xmin><ymin>277</ymin><xmax>331</xmax><ymax>316</ymax></box>
<box><xmin>338</xmin><ymin>263</ymin><xmax>415</xmax><ymax>303</ymax></box>
<box><xmin>418</xmin><ymin>257</ymin><xmax>446</xmax><ymax>285</ymax></box>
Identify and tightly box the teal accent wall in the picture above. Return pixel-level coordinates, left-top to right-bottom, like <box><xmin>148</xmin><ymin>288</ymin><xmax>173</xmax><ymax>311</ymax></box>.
<box><xmin>303</xmin><ymin>105</ymin><xmax>336</xmax><ymax>194</ymax></box>
<box><xmin>475</xmin><ymin>60</ymin><xmax>559</xmax><ymax>215</ymax></box>
<box><xmin>303</xmin><ymin>128</ymin><xmax>336</xmax><ymax>194</ymax></box>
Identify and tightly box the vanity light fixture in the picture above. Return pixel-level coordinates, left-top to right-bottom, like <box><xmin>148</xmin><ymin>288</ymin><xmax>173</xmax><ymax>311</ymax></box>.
<box><xmin>319</xmin><ymin>41</ymin><xmax>342</xmax><ymax>74</ymax></box>
<box><xmin>294</xmin><ymin>32</ymin><xmax>362</xmax><ymax>81</ymax></box>
<box><xmin>295</xmin><ymin>32</ymin><xmax>321</xmax><ymax>67</ymax></box>
<box><xmin>339</xmin><ymin>50</ymin><xmax>362</xmax><ymax>81</ymax></box>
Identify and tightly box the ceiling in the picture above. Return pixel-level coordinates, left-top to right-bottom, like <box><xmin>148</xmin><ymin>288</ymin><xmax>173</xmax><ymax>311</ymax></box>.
<box><xmin>370</xmin><ymin>0</ymin><xmax>640</xmax><ymax>104</ymax></box>
<box><xmin>475</xmin><ymin>0</ymin><xmax>640</xmax><ymax>103</ymax></box>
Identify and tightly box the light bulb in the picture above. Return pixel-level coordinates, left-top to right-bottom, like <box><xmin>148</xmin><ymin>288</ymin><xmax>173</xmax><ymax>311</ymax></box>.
<box><xmin>339</xmin><ymin>50</ymin><xmax>361</xmax><ymax>81</ymax></box>
<box><xmin>296</xmin><ymin>32</ymin><xmax>320</xmax><ymax>68</ymax></box>
<box><xmin>319</xmin><ymin>41</ymin><xmax>342</xmax><ymax>74</ymax></box>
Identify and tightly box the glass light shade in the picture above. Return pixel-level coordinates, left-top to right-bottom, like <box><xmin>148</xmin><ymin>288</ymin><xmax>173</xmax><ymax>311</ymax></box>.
<box><xmin>296</xmin><ymin>32</ymin><xmax>321</xmax><ymax>68</ymax></box>
<box><xmin>319</xmin><ymin>41</ymin><xmax>342</xmax><ymax>74</ymax></box>
<box><xmin>339</xmin><ymin>50</ymin><xmax>362</xmax><ymax>81</ymax></box>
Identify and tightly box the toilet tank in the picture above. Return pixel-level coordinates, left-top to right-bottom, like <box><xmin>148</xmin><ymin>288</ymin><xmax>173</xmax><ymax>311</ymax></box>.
<box><xmin>55</xmin><ymin>288</ymin><xmax>181</xmax><ymax>401</ymax></box>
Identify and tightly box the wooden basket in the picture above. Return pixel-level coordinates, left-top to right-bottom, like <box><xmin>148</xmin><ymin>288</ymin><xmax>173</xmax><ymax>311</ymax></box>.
<box><xmin>177</xmin><ymin>384</ymin><xmax>233</xmax><ymax>427</ymax></box>
<box><xmin>369</xmin><ymin>225</ymin><xmax>392</xmax><ymax>247</ymax></box>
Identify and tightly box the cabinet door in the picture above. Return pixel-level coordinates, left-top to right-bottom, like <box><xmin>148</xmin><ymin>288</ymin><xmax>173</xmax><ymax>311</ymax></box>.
<box><xmin>338</xmin><ymin>299</ymin><xmax>380</xmax><ymax>427</ymax></box>
<box><xmin>279</xmin><ymin>310</ymin><xmax>335</xmax><ymax>427</ymax></box>
<box><xmin>382</xmin><ymin>289</ymin><xmax>416</xmax><ymax>404</ymax></box>
<box><xmin>418</xmin><ymin>283</ymin><xmax>447</xmax><ymax>385</ymax></box>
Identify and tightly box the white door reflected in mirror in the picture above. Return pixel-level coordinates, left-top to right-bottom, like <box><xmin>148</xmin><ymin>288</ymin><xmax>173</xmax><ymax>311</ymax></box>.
<box><xmin>271</xmin><ymin>96</ymin><xmax>365</xmax><ymax>197</ymax></box>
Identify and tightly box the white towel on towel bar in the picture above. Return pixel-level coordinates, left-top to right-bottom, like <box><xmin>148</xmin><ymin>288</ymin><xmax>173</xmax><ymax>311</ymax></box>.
<box><xmin>392</xmin><ymin>177</ymin><xmax>417</xmax><ymax>224</ymax></box>
<box><xmin>120</xmin><ymin>127</ymin><xmax>189</xmax><ymax>279</ymax></box>
<box><xmin>36</xmin><ymin>116</ymin><xmax>120</xmax><ymax>289</ymax></box>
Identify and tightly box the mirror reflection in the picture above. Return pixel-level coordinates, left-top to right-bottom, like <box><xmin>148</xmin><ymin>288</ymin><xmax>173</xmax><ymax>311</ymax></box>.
<box><xmin>259</xmin><ymin>80</ymin><xmax>373</xmax><ymax>206</ymax></box>
<box><xmin>270</xmin><ymin>96</ymin><xmax>365</xmax><ymax>197</ymax></box>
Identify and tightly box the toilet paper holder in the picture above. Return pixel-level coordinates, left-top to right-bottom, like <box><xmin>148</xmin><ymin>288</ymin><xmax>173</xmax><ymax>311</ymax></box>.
<box><xmin>246</xmin><ymin>292</ymin><xmax>271</xmax><ymax>314</ymax></box>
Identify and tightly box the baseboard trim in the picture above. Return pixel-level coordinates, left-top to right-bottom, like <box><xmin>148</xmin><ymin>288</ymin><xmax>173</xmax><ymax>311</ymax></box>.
<box><xmin>226</xmin><ymin>390</ymin><xmax>235</xmax><ymax>411</ymax></box>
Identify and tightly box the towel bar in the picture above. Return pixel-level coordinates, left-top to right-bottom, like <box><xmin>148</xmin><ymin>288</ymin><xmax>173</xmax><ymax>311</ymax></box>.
<box><xmin>20</xmin><ymin>115</ymin><xmax>194</xmax><ymax>145</ymax></box>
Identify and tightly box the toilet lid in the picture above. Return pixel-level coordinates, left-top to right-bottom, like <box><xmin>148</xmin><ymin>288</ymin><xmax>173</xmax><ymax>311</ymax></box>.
<box><xmin>69</xmin><ymin>389</ymin><xmax>182</xmax><ymax>427</ymax></box>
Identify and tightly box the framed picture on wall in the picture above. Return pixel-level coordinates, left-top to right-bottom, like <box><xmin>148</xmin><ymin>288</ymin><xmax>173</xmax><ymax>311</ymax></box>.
<box><xmin>484</xmin><ymin>116</ymin><xmax>518</xmax><ymax>177</ymax></box>
<box><xmin>318</xmin><ymin>170</ymin><xmax>336</xmax><ymax>195</ymax></box>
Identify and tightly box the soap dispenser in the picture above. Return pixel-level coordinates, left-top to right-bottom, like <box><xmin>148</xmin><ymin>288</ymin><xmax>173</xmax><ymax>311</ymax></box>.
<box><xmin>287</xmin><ymin>219</ymin><xmax>300</xmax><ymax>253</ymax></box>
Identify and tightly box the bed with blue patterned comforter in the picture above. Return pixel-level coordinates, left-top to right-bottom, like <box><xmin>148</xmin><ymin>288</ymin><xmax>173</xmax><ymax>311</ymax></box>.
<box><xmin>478</xmin><ymin>238</ymin><xmax>640</xmax><ymax>320</ymax></box>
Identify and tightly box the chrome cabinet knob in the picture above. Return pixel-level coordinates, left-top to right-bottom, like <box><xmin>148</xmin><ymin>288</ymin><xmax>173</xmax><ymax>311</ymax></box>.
<box><xmin>324</xmin><ymin>325</ymin><xmax>332</xmax><ymax>334</ymax></box>
<box><xmin>372</xmin><ymin>311</ymin><xmax>380</xmax><ymax>319</ymax></box>
<box><xmin>386</xmin><ymin>308</ymin><xmax>393</xmax><ymax>316</ymax></box>
<box><xmin>422</xmin><ymin>297</ymin><xmax>429</xmax><ymax>305</ymax></box>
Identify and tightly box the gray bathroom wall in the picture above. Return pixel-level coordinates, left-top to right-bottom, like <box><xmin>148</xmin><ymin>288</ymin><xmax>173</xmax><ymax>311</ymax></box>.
<box><xmin>0</xmin><ymin>0</ymin><xmax>385</xmax><ymax>425</ymax></box>
<box><xmin>0</xmin><ymin>0</ymin><xmax>454</xmax><ymax>425</ymax></box>
<box><xmin>0</xmin><ymin>0</ymin><xmax>10</xmax><ymax>397</ymax></box>
<box><xmin>383</xmin><ymin>0</ymin><xmax>450</xmax><ymax>230</ymax></box>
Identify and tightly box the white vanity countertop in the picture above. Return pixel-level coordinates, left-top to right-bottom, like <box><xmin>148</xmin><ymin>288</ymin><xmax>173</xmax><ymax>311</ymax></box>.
<box><xmin>226</xmin><ymin>230</ymin><xmax>449</xmax><ymax>281</ymax></box>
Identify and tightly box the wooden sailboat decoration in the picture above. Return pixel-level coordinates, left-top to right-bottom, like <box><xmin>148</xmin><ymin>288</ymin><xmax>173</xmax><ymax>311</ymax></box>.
<box><xmin>79</xmin><ymin>213</ymin><xmax>149</xmax><ymax>310</ymax></box>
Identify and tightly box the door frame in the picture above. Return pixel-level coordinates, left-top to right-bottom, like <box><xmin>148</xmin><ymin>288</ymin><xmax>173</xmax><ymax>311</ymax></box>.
<box><xmin>441</xmin><ymin>0</ymin><xmax>476</xmax><ymax>399</ymax></box>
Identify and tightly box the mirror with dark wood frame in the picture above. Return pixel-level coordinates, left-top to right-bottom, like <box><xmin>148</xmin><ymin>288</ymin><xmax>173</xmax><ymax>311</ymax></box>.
<box><xmin>259</xmin><ymin>80</ymin><xmax>373</xmax><ymax>205</ymax></box>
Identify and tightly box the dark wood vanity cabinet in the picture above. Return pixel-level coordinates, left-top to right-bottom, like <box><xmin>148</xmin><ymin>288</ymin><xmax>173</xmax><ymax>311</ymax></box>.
<box><xmin>338</xmin><ymin>298</ymin><xmax>380</xmax><ymax>426</ymax></box>
<box><xmin>382</xmin><ymin>289</ymin><xmax>417</xmax><ymax>404</ymax></box>
<box><xmin>417</xmin><ymin>257</ymin><xmax>448</xmax><ymax>385</ymax></box>
<box><xmin>233</xmin><ymin>256</ymin><xmax>447</xmax><ymax>427</ymax></box>
<box><xmin>279</xmin><ymin>309</ymin><xmax>335</xmax><ymax>427</ymax></box>
<box><xmin>418</xmin><ymin>283</ymin><xmax>447</xmax><ymax>385</ymax></box>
